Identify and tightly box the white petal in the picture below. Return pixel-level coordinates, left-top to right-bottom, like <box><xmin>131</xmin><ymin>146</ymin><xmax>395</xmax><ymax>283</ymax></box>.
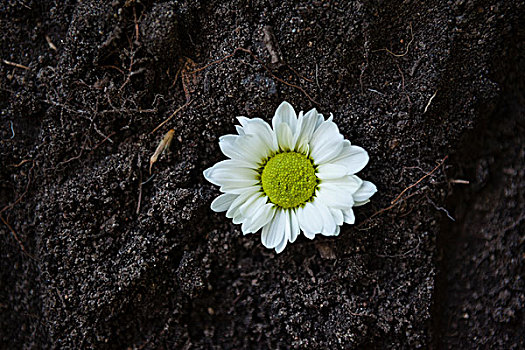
<box><xmin>275</xmin><ymin>122</ymin><xmax>294</xmax><ymax>152</ymax></box>
<box><xmin>203</xmin><ymin>163</ymin><xmax>260</xmax><ymax>193</ymax></box>
<box><xmin>314</xmin><ymin>112</ymin><xmax>326</xmax><ymax>128</ymax></box>
<box><xmin>272</xmin><ymin>101</ymin><xmax>298</xmax><ymax>133</ymax></box>
<box><xmin>219</xmin><ymin>133</ymin><xmax>270</xmax><ymax>166</ymax></box>
<box><xmin>353</xmin><ymin>181</ymin><xmax>377</xmax><ymax>202</ymax></box>
<box><xmin>275</xmin><ymin>234</ymin><xmax>288</xmax><ymax>253</ymax></box>
<box><xmin>217</xmin><ymin>180</ymin><xmax>260</xmax><ymax>194</ymax></box>
<box><xmin>297</xmin><ymin>202</ymin><xmax>322</xmax><ymax>238</ymax></box>
<box><xmin>331</xmin><ymin>141</ymin><xmax>370</xmax><ymax>174</ymax></box>
<box><xmin>243</xmin><ymin>204</ymin><xmax>275</xmax><ymax>233</ymax></box>
<box><xmin>342</xmin><ymin>207</ymin><xmax>355</xmax><ymax>224</ymax></box>
<box><xmin>226</xmin><ymin>188</ymin><xmax>260</xmax><ymax>219</ymax></box>
<box><xmin>316</xmin><ymin>164</ymin><xmax>349</xmax><ymax>180</ymax></box>
<box><xmin>353</xmin><ymin>200</ymin><xmax>370</xmax><ymax>207</ymax></box>
<box><xmin>261</xmin><ymin>209</ymin><xmax>286</xmax><ymax>249</ymax></box>
<box><xmin>275</xmin><ymin>210</ymin><xmax>291</xmax><ymax>253</ymax></box>
<box><xmin>312</xmin><ymin>199</ymin><xmax>337</xmax><ymax>236</ymax></box>
<box><xmin>289</xmin><ymin>209</ymin><xmax>300</xmax><ymax>243</ymax></box>
<box><xmin>329</xmin><ymin>208</ymin><xmax>344</xmax><ymax>226</ymax></box>
<box><xmin>294</xmin><ymin>108</ymin><xmax>318</xmax><ymax>153</ymax></box>
<box><xmin>309</xmin><ymin>121</ymin><xmax>345</xmax><ymax>164</ymax></box>
<box><xmin>318</xmin><ymin>221</ymin><xmax>340</xmax><ymax>236</ymax></box>
<box><xmin>218</xmin><ymin>135</ymin><xmax>246</xmax><ymax>161</ymax></box>
<box><xmin>237</xmin><ymin>117</ymin><xmax>278</xmax><ymax>154</ymax></box>
<box><xmin>232</xmin><ymin>210</ymin><xmax>246</xmax><ymax>224</ymax></box>
<box><xmin>239</xmin><ymin>194</ymin><xmax>267</xmax><ymax>218</ymax></box>
<box><xmin>210</xmin><ymin>193</ymin><xmax>238</xmax><ymax>212</ymax></box>
<box><xmin>315</xmin><ymin>185</ymin><xmax>354</xmax><ymax>209</ymax></box>
<box><xmin>219</xmin><ymin>184</ymin><xmax>261</xmax><ymax>195</ymax></box>
<box><xmin>214</xmin><ymin>178</ymin><xmax>260</xmax><ymax>192</ymax></box>
<box><xmin>235</xmin><ymin>125</ymin><xmax>245</xmax><ymax>135</ymax></box>
<box><xmin>320</xmin><ymin>175</ymin><xmax>363</xmax><ymax>195</ymax></box>
<box><xmin>235</xmin><ymin>134</ymin><xmax>271</xmax><ymax>163</ymax></box>
<box><xmin>204</xmin><ymin>167</ymin><xmax>258</xmax><ymax>187</ymax></box>
<box><xmin>209</xmin><ymin>159</ymin><xmax>257</xmax><ymax>172</ymax></box>
<box><xmin>303</xmin><ymin>230</ymin><xmax>315</xmax><ymax>240</ymax></box>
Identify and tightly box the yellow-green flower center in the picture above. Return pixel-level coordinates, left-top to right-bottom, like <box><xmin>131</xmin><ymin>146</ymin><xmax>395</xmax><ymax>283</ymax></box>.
<box><xmin>260</xmin><ymin>152</ymin><xmax>317</xmax><ymax>208</ymax></box>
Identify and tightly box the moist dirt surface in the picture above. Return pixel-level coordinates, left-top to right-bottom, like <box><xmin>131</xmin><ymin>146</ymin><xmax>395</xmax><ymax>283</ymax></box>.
<box><xmin>1</xmin><ymin>1</ymin><xmax>523</xmax><ymax>349</ymax></box>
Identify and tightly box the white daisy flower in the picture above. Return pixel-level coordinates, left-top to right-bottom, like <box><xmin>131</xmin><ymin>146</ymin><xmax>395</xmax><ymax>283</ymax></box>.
<box><xmin>204</xmin><ymin>101</ymin><xmax>377</xmax><ymax>253</ymax></box>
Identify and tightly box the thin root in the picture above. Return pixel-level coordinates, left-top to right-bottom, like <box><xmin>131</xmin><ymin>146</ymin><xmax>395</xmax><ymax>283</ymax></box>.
<box><xmin>427</xmin><ymin>197</ymin><xmax>455</xmax><ymax>221</ymax></box>
<box><xmin>0</xmin><ymin>214</ymin><xmax>36</xmax><ymax>260</ymax></box>
<box><xmin>373</xmin><ymin>22</ymin><xmax>414</xmax><ymax>58</ymax></box>
<box><xmin>358</xmin><ymin>156</ymin><xmax>448</xmax><ymax>227</ymax></box>
<box><xmin>91</xmin><ymin>131</ymin><xmax>116</xmax><ymax>151</ymax></box>
<box><xmin>391</xmin><ymin>155</ymin><xmax>448</xmax><ymax>205</ymax></box>
<box><xmin>1</xmin><ymin>160</ymin><xmax>35</xmax><ymax>215</ymax></box>
<box><xmin>10</xmin><ymin>159</ymin><xmax>31</xmax><ymax>168</ymax></box>
<box><xmin>151</xmin><ymin>100</ymin><xmax>193</xmax><ymax>134</ymax></box>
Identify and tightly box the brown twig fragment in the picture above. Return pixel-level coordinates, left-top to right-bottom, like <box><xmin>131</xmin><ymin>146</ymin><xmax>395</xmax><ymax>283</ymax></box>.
<box><xmin>149</xmin><ymin>129</ymin><xmax>175</xmax><ymax>173</ymax></box>
<box><xmin>2</xmin><ymin>59</ymin><xmax>30</xmax><ymax>70</ymax></box>
<box><xmin>391</xmin><ymin>155</ymin><xmax>448</xmax><ymax>205</ymax></box>
<box><xmin>45</xmin><ymin>35</ymin><xmax>57</xmax><ymax>51</ymax></box>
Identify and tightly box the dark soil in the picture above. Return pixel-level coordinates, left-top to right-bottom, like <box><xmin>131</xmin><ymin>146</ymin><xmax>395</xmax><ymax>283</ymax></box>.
<box><xmin>1</xmin><ymin>0</ymin><xmax>523</xmax><ymax>349</ymax></box>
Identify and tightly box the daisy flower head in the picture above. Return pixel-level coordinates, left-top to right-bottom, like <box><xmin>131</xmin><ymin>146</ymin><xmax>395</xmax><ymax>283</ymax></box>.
<box><xmin>204</xmin><ymin>101</ymin><xmax>377</xmax><ymax>253</ymax></box>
